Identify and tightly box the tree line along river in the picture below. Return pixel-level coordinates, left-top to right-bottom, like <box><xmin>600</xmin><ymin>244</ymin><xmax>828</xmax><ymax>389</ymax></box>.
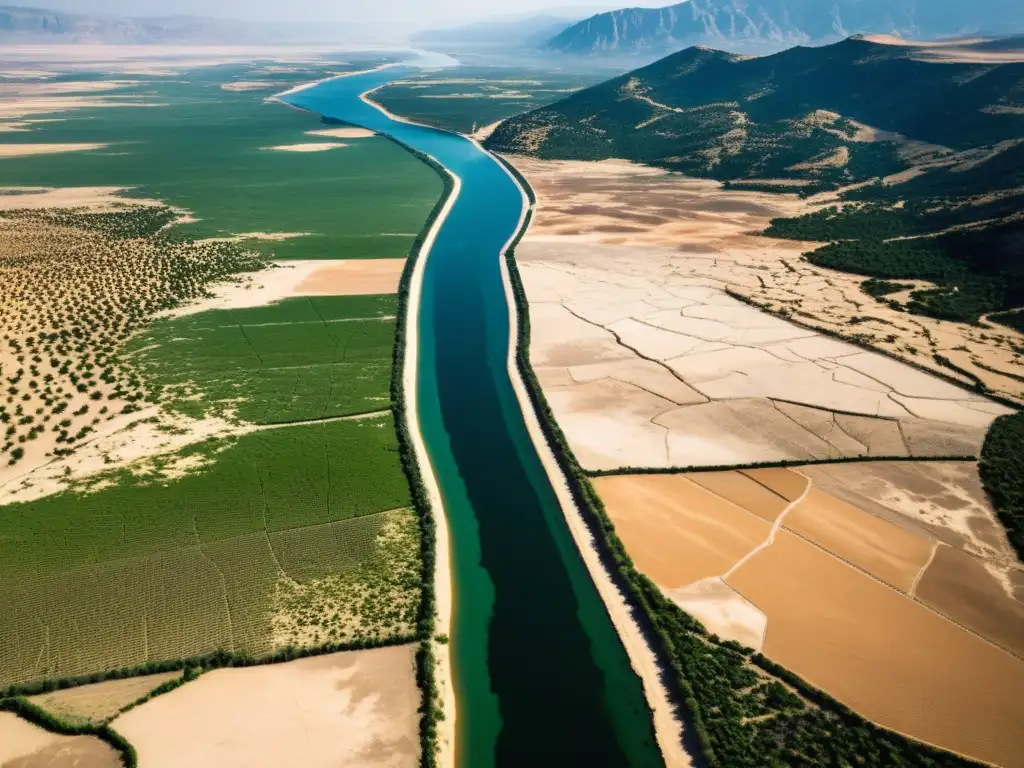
<box><xmin>284</xmin><ymin>63</ymin><xmax>665</xmax><ymax>768</ymax></box>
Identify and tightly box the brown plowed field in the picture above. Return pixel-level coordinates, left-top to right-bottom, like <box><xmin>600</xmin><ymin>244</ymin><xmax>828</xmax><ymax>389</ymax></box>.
<box><xmin>728</xmin><ymin>530</ymin><xmax>1024</xmax><ymax>768</ymax></box>
<box><xmin>596</xmin><ymin>474</ymin><xmax>769</xmax><ymax>587</ymax></box>
<box><xmin>686</xmin><ymin>471</ymin><xmax>791</xmax><ymax>522</ymax></box>
<box><xmin>740</xmin><ymin>467</ymin><xmax>809</xmax><ymax>502</ymax></box>
<box><xmin>916</xmin><ymin>545</ymin><xmax>1024</xmax><ymax>658</ymax></box>
<box><xmin>784</xmin><ymin>487</ymin><xmax>934</xmax><ymax>592</ymax></box>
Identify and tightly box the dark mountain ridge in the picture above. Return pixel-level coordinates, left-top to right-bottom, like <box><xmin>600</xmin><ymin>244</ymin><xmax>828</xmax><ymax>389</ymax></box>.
<box><xmin>488</xmin><ymin>36</ymin><xmax>1024</xmax><ymax>326</ymax></box>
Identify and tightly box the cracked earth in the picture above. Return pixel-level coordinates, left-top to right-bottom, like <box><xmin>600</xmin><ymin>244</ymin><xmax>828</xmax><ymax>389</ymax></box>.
<box><xmin>511</xmin><ymin>157</ymin><xmax>1015</xmax><ymax>471</ymax></box>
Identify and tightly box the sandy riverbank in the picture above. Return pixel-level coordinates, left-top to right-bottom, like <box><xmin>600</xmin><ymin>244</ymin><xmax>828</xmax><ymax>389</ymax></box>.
<box><xmin>398</xmin><ymin>162</ymin><xmax>461</xmax><ymax>768</ymax></box>
<box><xmin>494</xmin><ymin>158</ymin><xmax>692</xmax><ymax>767</ymax></box>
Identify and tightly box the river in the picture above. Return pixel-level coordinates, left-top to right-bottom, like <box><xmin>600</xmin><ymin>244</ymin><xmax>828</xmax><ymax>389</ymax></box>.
<box><xmin>284</xmin><ymin>64</ymin><xmax>664</xmax><ymax>768</ymax></box>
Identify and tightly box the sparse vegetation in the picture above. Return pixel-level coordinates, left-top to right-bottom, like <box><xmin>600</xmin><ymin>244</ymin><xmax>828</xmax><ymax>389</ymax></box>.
<box><xmin>0</xmin><ymin>206</ymin><xmax>264</xmax><ymax>467</ymax></box>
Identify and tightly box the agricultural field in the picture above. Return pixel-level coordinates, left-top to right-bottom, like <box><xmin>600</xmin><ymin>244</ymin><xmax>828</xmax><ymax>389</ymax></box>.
<box><xmin>0</xmin><ymin>61</ymin><xmax>441</xmax><ymax>261</ymax></box>
<box><xmin>371</xmin><ymin>66</ymin><xmax>606</xmax><ymax>135</ymax></box>
<box><xmin>128</xmin><ymin>295</ymin><xmax>397</xmax><ymax>424</ymax></box>
<box><xmin>596</xmin><ymin>465</ymin><xmax>1024</xmax><ymax>768</ymax></box>
<box><xmin>0</xmin><ymin>54</ymin><xmax>437</xmax><ymax>709</ymax></box>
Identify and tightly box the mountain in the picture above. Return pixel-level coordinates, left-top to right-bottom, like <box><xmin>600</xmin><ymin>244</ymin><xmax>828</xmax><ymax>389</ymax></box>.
<box><xmin>488</xmin><ymin>36</ymin><xmax>1024</xmax><ymax>326</ymax></box>
<box><xmin>410</xmin><ymin>14</ymin><xmax>579</xmax><ymax>50</ymax></box>
<box><xmin>543</xmin><ymin>0</ymin><xmax>1024</xmax><ymax>55</ymax></box>
<box><xmin>0</xmin><ymin>5</ymin><xmax>247</xmax><ymax>43</ymax></box>
<box><xmin>0</xmin><ymin>5</ymin><xmax>400</xmax><ymax>44</ymax></box>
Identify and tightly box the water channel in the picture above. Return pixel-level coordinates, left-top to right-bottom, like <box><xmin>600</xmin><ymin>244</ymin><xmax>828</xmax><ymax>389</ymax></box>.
<box><xmin>285</xmin><ymin>63</ymin><xmax>664</xmax><ymax>768</ymax></box>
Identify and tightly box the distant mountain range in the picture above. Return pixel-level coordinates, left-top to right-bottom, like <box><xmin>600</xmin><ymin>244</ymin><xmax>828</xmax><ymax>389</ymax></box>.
<box><xmin>543</xmin><ymin>0</ymin><xmax>1024</xmax><ymax>55</ymax></box>
<box><xmin>0</xmin><ymin>5</ymin><xmax>255</xmax><ymax>43</ymax></box>
<box><xmin>0</xmin><ymin>5</ymin><xmax>408</xmax><ymax>44</ymax></box>
<box><xmin>410</xmin><ymin>13</ymin><xmax>581</xmax><ymax>50</ymax></box>
<box><xmin>488</xmin><ymin>36</ymin><xmax>1024</xmax><ymax>324</ymax></box>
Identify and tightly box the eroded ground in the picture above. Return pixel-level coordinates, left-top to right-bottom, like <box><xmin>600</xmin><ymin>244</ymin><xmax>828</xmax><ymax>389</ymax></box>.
<box><xmin>112</xmin><ymin>645</ymin><xmax>419</xmax><ymax>768</ymax></box>
<box><xmin>512</xmin><ymin>157</ymin><xmax>1023</xmax><ymax>460</ymax></box>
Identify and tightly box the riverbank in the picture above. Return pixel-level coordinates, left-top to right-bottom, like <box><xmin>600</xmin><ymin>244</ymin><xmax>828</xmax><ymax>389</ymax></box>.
<box><xmin>401</xmin><ymin>163</ymin><xmax>461</xmax><ymax>768</ymax></box>
<box><xmin>494</xmin><ymin>159</ymin><xmax>691</xmax><ymax>767</ymax></box>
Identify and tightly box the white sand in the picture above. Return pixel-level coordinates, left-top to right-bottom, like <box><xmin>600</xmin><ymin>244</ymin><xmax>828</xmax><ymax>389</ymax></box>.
<box><xmin>307</xmin><ymin>127</ymin><xmax>376</xmax><ymax>138</ymax></box>
<box><xmin>263</xmin><ymin>142</ymin><xmax>347</xmax><ymax>152</ymax></box>
<box><xmin>0</xmin><ymin>186</ymin><xmax>162</xmax><ymax>210</ymax></box>
<box><xmin>0</xmin><ymin>142</ymin><xmax>107</xmax><ymax>157</ymax></box>
<box><xmin>396</xmin><ymin>153</ymin><xmax>460</xmax><ymax>767</ymax></box>
<box><xmin>669</xmin><ymin>577</ymin><xmax>767</xmax><ymax>650</ymax></box>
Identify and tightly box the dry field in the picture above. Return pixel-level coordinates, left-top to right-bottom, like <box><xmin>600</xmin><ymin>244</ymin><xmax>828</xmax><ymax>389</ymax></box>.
<box><xmin>594</xmin><ymin>473</ymin><xmax>769</xmax><ymax>588</ymax></box>
<box><xmin>27</xmin><ymin>671</ymin><xmax>181</xmax><ymax>724</ymax></box>
<box><xmin>510</xmin><ymin>156</ymin><xmax>1020</xmax><ymax>472</ymax></box>
<box><xmin>112</xmin><ymin>645</ymin><xmax>419</xmax><ymax>768</ymax></box>
<box><xmin>597</xmin><ymin>468</ymin><xmax>1024</xmax><ymax>766</ymax></box>
<box><xmin>0</xmin><ymin>712</ymin><xmax>120</xmax><ymax>768</ymax></box>
<box><xmin>729</xmin><ymin>530</ymin><xmax>1024</xmax><ymax>768</ymax></box>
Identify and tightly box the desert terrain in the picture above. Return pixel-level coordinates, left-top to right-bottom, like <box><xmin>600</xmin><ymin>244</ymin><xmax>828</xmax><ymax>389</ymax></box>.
<box><xmin>510</xmin><ymin>152</ymin><xmax>1024</xmax><ymax>767</ymax></box>
<box><xmin>512</xmin><ymin>160</ymin><xmax>1012</xmax><ymax>472</ymax></box>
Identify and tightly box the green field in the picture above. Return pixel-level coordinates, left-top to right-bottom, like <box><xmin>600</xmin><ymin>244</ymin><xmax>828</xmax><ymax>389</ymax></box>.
<box><xmin>0</xmin><ymin>415</ymin><xmax>418</xmax><ymax>687</ymax></box>
<box><xmin>372</xmin><ymin>66</ymin><xmax>606</xmax><ymax>134</ymax></box>
<box><xmin>0</xmin><ymin>64</ymin><xmax>441</xmax><ymax>261</ymax></box>
<box><xmin>128</xmin><ymin>296</ymin><xmax>397</xmax><ymax>424</ymax></box>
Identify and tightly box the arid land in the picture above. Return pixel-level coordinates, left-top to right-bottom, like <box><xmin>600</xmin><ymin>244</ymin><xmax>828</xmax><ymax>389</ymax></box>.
<box><xmin>508</xmin><ymin>153</ymin><xmax>1024</xmax><ymax>768</ymax></box>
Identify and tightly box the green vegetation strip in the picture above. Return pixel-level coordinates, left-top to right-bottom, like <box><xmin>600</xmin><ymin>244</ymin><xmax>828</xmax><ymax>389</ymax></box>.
<box><xmin>587</xmin><ymin>453</ymin><xmax>978</xmax><ymax>478</ymax></box>
<box><xmin>385</xmin><ymin>142</ymin><xmax>456</xmax><ymax>768</ymax></box>
<box><xmin>980</xmin><ymin>411</ymin><xmax>1024</xmax><ymax>559</ymax></box>
<box><xmin>501</xmin><ymin>163</ymin><xmax>983</xmax><ymax>767</ymax></box>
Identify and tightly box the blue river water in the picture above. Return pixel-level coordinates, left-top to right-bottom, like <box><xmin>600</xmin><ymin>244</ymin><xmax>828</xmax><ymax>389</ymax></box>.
<box><xmin>285</xmin><ymin>65</ymin><xmax>664</xmax><ymax>768</ymax></box>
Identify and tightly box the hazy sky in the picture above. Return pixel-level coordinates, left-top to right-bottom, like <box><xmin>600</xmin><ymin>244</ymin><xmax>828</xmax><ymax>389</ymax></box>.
<box><xmin>41</xmin><ymin>0</ymin><xmax>668</xmax><ymax>25</ymax></box>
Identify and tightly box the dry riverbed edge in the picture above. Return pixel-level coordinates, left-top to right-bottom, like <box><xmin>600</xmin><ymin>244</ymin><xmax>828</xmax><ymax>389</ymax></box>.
<box><xmin>496</xmin><ymin>161</ymin><xmax>691</xmax><ymax>766</ymax></box>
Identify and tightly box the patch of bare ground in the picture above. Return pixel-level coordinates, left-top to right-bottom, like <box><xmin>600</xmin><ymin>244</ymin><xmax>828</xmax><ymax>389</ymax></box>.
<box><xmin>0</xmin><ymin>186</ymin><xmax>163</xmax><ymax>211</ymax></box>
<box><xmin>915</xmin><ymin>544</ymin><xmax>1024</xmax><ymax>658</ymax></box>
<box><xmin>686</xmin><ymin>470</ymin><xmax>792</xmax><ymax>522</ymax></box>
<box><xmin>306</xmin><ymin>127</ymin><xmax>375</xmax><ymax>139</ymax></box>
<box><xmin>727</xmin><ymin>529</ymin><xmax>1024</xmax><ymax>768</ymax></box>
<box><xmin>0</xmin><ymin>143</ymin><xmax>108</xmax><ymax>158</ymax></box>
<box><xmin>0</xmin><ymin>712</ymin><xmax>120</xmax><ymax>768</ymax></box>
<box><xmin>799</xmin><ymin>460</ymin><xmax>1023</xmax><ymax>592</ymax></box>
<box><xmin>668</xmin><ymin>577</ymin><xmax>767</xmax><ymax>650</ymax></box>
<box><xmin>594</xmin><ymin>473</ymin><xmax>769</xmax><ymax>588</ymax></box>
<box><xmin>509</xmin><ymin>154</ymin><xmax>1023</xmax><ymax>426</ymax></box>
<box><xmin>27</xmin><ymin>671</ymin><xmax>181</xmax><ymax>724</ymax></box>
<box><xmin>112</xmin><ymin>645</ymin><xmax>419</xmax><ymax>768</ymax></box>
<box><xmin>784</xmin><ymin>486</ymin><xmax>934</xmax><ymax>592</ymax></box>
<box><xmin>293</xmin><ymin>258</ymin><xmax>405</xmax><ymax>295</ymax></box>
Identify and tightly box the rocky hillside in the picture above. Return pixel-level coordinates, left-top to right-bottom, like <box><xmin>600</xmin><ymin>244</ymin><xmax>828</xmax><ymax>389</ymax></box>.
<box><xmin>543</xmin><ymin>0</ymin><xmax>1024</xmax><ymax>55</ymax></box>
<box><xmin>489</xmin><ymin>36</ymin><xmax>1024</xmax><ymax>329</ymax></box>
